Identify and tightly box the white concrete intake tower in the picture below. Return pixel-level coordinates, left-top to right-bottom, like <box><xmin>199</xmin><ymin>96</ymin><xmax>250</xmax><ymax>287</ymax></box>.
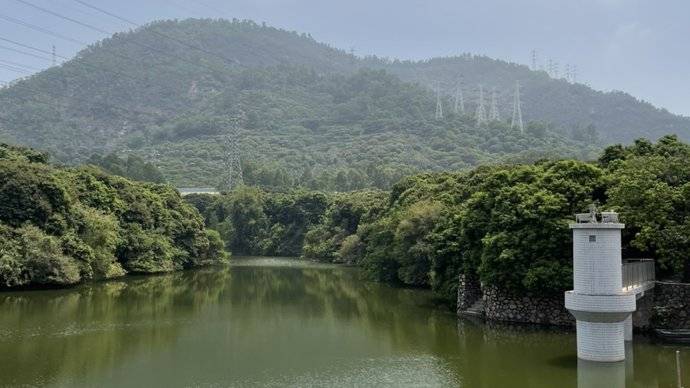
<box><xmin>565</xmin><ymin>209</ymin><xmax>636</xmax><ymax>362</ymax></box>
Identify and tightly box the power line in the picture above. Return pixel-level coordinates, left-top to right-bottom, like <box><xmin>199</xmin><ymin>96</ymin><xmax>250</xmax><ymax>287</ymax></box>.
<box><xmin>0</xmin><ymin>13</ymin><xmax>88</xmax><ymax>45</ymax></box>
<box><xmin>13</xmin><ymin>0</ymin><xmax>111</xmax><ymax>35</ymax></box>
<box><xmin>13</xmin><ymin>0</ymin><xmax>230</xmax><ymax>74</ymax></box>
<box><xmin>0</xmin><ymin>36</ymin><xmax>146</xmax><ymax>82</ymax></box>
<box><xmin>72</xmin><ymin>0</ymin><xmax>239</xmax><ymax>65</ymax></box>
<box><xmin>0</xmin><ymin>43</ymin><xmax>52</xmax><ymax>61</ymax></box>
<box><xmin>0</xmin><ymin>36</ymin><xmax>57</xmax><ymax>58</ymax></box>
<box><xmin>0</xmin><ymin>59</ymin><xmax>41</xmax><ymax>71</ymax></box>
<box><xmin>0</xmin><ymin>63</ymin><xmax>32</xmax><ymax>74</ymax></box>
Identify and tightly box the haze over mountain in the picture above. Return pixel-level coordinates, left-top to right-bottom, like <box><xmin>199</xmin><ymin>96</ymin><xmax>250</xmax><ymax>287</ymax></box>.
<box><xmin>0</xmin><ymin>19</ymin><xmax>687</xmax><ymax>188</ymax></box>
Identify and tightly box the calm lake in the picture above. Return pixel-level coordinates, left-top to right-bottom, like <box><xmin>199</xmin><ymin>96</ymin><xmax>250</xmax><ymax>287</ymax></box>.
<box><xmin>0</xmin><ymin>257</ymin><xmax>687</xmax><ymax>387</ymax></box>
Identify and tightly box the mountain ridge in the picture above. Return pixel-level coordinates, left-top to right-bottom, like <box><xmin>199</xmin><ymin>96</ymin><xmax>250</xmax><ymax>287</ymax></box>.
<box><xmin>0</xmin><ymin>18</ymin><xmax>686</xmax><ymax>188</ymax></box>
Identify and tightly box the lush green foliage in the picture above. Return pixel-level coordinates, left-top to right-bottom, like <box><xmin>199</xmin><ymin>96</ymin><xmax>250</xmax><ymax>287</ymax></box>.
<box><xmin>187</xmin><ymin>188</ymin><xmax>386</xmax><ymax>258</ymax></box>
<box><xmin>353</xmin><ymin>136</ymin><xmax>690</xmax><ymax>303</ymax></box>
<box><xmin>602</xmin><ymin>136</ymin><xmax>690</xmax><ymax>281</ymax></box>
<box><xmin>4</xmin><ymin>19</ymin><xmax>683</xmax><ymax>190</ymax></box>
<box><xmin>86</xmin><ymin>153</ymin><xmax>165</xmax><ymax>183</ymax></box>
<box><xmin>205</xmin><ymin>136</ymin><xmax>690</xmax><ymax>307</ymax></box>
<box><xmin>0</xmin><ymin>144</ymin><xmax>226</xmax><ymax>288</ymax></box>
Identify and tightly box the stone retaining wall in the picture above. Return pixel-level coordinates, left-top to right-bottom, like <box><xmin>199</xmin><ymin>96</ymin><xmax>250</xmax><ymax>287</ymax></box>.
<box><xmin>456</xmin><ymin>273</ymin><xmax>482</xmax><ymax>314</ymax></box>
<box><xmin>459</xmin><ymin>281</ymin><xmax>690</xmax><ymax>329</ymax></box>
<box><xmin>482</xmin><ymin>286</ymin><xmax>574</xmax><ymax>326</ymax></box>
<box><xmin>651</xmin><ymin>281</ymin><xmax>690</xmax><ymax>329</ymax></box>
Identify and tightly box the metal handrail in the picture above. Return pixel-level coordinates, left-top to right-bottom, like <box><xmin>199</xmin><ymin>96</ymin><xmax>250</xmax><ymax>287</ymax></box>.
<box><xmin>622</xmin><ymin>259</ymin><xmax>655</xmax><ymax>291</ymax></box>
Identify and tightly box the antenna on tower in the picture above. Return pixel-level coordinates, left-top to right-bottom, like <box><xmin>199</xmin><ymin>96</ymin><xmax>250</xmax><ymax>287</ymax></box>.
<box><xmin>222</xmin><ymin>113</ymin><xmax>245</xmax><ymax>191</ymax></box>
<box><xmin>52</xmin><ymin>45</ymin><xmax>56</xmax><ymax>67</ymax></box>
<box><xmin>435</xmin><ymin>81</ymin><xmax>444</xmax><ymax>120</ymax></box>
<box><xmin>489</xmin><ymin>87</ymin><xmax>500</xmax><ymax>121</ymax></box>
<box><xmin>475</xmin><ymin>84</ymin><xmax>487</xmax><ymax>125</ymax></box>
<box><xmin>454</xmin><ymin>80</ymin><xmax>465</xmax><ymax>115</ymax></box>
<box><xmin>511</xmin><ymin>81</ymin><xmax>524</xmax><ymax>133</ymax></box>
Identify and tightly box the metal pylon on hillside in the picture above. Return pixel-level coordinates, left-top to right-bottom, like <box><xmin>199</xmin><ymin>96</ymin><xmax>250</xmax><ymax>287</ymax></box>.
<box><xmin>222</xmin><ymin>113</ymin><xmax>245</xmax><ymax>191</ymax></box>
<box><xmin>531</xmin><ymin>49</ymin><xmax>537</xmax><ymax>71</ymax></box>
<box><xmin>511</xmin><ymin>81</ymin><xmax>524</xmax><ymax>133</ymax></box>
<box><xmin>475</xmin><ymin>84</ymin><xmax>487</xmax><ymax>125</ymax></box>
<box><xmin>489</xmin><ymin>87</ymin><xmax>500</xmax><ymax>121</ymax></box>
<box><xmin>454</xmin><ymin>81</ymin><xmax>465</xmax><ymax>115</ymax></box>
<box><xmin>435</xmin><ymin>81</ymin><xmax>444</xmax><ymax>120</ymax></box>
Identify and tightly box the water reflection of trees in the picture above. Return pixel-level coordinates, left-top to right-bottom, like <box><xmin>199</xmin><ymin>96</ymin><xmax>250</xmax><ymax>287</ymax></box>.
<box><xmin>0</xmin><ymin>262</ymin><xmax>685</xmax><ymax>387</ymax></box>
<box><xmin>0</xmin><ymin>269</ymin><xmax>230</xmax><ymax>386</ymax></box>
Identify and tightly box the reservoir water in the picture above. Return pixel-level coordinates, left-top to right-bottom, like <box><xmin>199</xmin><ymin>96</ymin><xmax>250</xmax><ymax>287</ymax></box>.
<box><xmin>0</xmin><ymin>257</ymin><xmax>686</xmax><ymax>387</ymax></box>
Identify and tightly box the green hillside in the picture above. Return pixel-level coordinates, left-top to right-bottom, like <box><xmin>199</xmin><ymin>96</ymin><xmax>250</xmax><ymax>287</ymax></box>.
<box><xmin>0</xmin><ymin>18</ymin><xmax>686</xmax><ymax>189</ymax></box>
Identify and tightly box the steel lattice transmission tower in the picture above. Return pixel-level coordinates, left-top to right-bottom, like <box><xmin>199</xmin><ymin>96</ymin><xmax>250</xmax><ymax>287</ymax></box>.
<box><xmin>453</xmin><ymin>81</ymin><xmax>465</xmax><ymax>115</ymax></box>
<box><xmin>572</xmin><ymin>65</ymin><xmax>578</xmax><ymax>83</ymax></box>
<box><xmin>475</xmin><ymin>84</ymin><xmax>487</xmax><ymax>125</ymax></box>
<box><xmin>511</xmin><ymin>81</ymin><xmax>524</xmax><ymax>133</ymax></box>
<box><xmin>489</xmin><ymin>87</ymin><xmax>500</xmax><ymax>121</ymax></box>
<box><xmin>52</xmin><ymin>45</ymin><xmax>56</xmax><ymax>66</ymax></box>
<box><xmin>222</xmin><ymin>113</ymin><xmax>245</xmax><ymax>191</ymax></box>
<box><xmin>531</xmin><ymin>49</ymin><xmax>537</xmax><ymax>71</ymax></box>
<box><xmin>435</xmin><ymin>81</ymin><xmax>444</xmax><ymax>120</ymax></box>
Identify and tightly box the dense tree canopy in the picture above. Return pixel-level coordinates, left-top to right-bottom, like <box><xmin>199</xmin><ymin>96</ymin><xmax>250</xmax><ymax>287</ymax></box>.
<box><xmin>86</xmin><ymin>153</ymin><xmax>165</xmax><ymax>183</ymax></box>
<box><xmin>193</xmin><ymin>136</ymin><xmax>690</xmax><ymax>308</ymax></box>
<box><xmin>0</xmin><ymin>144</ymin><xmax>226</xmax><ymax>288</ymax></box>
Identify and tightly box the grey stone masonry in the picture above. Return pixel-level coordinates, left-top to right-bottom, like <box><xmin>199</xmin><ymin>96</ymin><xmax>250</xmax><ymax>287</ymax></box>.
<box><xmin>456</xmin><ymin>273</ymin><xmax>482</xmax><ymax>314</ymax></box>
<box><xmin>458</xmin><ymin>281</ymin><xmax>688</xmax><ymax>330</ymax></box>
<box><xmin>483</xmin><ymin>286</ymin><xmax>574</xmax><ymax>326</ymax></box>
<box><xmin>651</xmin><ymin>281</ymin><xmax>690</xmax><ymax>329</ymax></box>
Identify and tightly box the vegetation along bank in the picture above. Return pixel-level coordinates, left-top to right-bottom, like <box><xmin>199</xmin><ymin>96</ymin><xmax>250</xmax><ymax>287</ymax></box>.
<box><xmin>0</xmin><ymin>144</ymin><xmax>226</xmax><ymax>289</ymax></box>
<box><xmin>188</xmin><ymin>135</ymin><xmax>690</xmax><ymax>324</ymax></box>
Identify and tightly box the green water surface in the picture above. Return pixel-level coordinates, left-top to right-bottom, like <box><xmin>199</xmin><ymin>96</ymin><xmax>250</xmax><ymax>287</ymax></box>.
<box><xmin>0</xmin><ymin>257</ymin><xmax>687</xmax><ymax>387</ymax></box>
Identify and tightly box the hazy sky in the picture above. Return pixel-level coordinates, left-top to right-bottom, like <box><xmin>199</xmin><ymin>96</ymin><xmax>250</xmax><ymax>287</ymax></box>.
<box><xmin>0</xmin><ymin>0</ymin><xmax>688</xmax><ymax>116</ymax></box>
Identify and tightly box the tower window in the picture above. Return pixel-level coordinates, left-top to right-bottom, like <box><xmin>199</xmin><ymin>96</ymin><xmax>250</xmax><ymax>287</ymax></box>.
<box><xmin>589</xmin><ymin>235</ymin><xmax>597</xmax><ymax>242</ymax></box>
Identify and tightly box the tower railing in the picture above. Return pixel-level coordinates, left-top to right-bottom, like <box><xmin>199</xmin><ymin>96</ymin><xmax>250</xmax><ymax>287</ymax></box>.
<box><xmin>622</xmin><ymin>259</ymin><xmax>655</xmax><ymax>291</ymax></box>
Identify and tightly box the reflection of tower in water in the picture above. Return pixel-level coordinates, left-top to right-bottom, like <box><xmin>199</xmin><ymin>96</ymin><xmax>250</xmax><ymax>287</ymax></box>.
<box><xmin>577</xmin><ymin>344</ymin><xmax>633</xmax><ymax>388</ymax></box>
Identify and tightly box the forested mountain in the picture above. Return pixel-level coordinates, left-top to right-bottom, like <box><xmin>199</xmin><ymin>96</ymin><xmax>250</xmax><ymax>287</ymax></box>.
<box><xmin>370</xmin><ymin>56</ymin><xmax>689</xmax><ymax>144</ymax></box>
<box><xmin>0</xmin><ymin>18</ymin><xmax>686</xmax><ymax>188</ymax></box>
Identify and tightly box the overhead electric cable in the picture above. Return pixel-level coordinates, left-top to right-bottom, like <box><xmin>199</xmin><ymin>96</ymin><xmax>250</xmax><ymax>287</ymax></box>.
<box><xmin>0</xmin><ymin>58</ymin><xmax>41</xmax><ymax>71</ymax></box>
<box><xmin>13</xmin><ymin>0</ymin><xmax>111</xmax><ymax>35</ymax></box>
<box><xmin>0</xmin><ymin>35</ymin><xmax>145</xmax><ymax>82</ymax></box>
<box><xmin>0</xmin><ymin>44</ymin><xmax>53</xmax><ymax>61</ymax></box>
<box><xmin>0</xmin><ymin>13</ymin><xmax>88</xmax><ymax>45</ymax></box>
<box><xmin>14</xmin><ymin>0</ymin><xmax>229</xmax><ymax>73</ymax></box>
<box><xmin>0</xmin><ymin>36</ymin><xmax>56</xmax><ymax>57</ymax></box>
<box><xmin>0</xmin><ymin>63</ymin><xmax>32</xmax><ymax>74</ymax></box>
<box><xmin>73</xmin><ymin>0</ymin><xmax>239</xmax><ymax>65</ymax></box>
